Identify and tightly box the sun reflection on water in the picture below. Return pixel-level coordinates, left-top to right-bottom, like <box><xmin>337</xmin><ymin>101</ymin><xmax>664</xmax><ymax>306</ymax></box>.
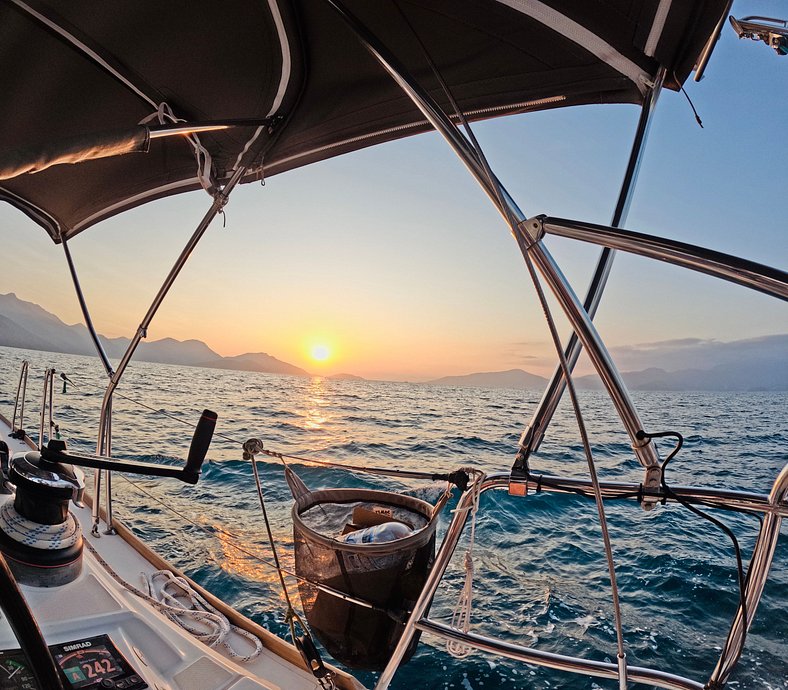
<box><xmin>302</xmin><ymin>377</ymin><xmax>331</xmax><ymax>431</ymax></box>
<box><xmin>212</xmin><ymin>523</ymin><xmax>296</xmax><ymax>604</ymax></box>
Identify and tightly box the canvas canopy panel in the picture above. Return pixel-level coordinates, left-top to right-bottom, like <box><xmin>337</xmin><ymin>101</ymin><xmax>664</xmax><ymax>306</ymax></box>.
<box><xmin>0</xmin><ymin>0</ymin><xmax>728</xmax><ymax>241</ymax></box>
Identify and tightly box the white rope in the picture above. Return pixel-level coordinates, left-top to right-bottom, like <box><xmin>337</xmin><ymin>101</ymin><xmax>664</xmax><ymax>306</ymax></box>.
<box><xmin>143</xmin><ymin>570</ymin><xmax>263</xmax><ymax>662</ymax></box>
<box><xmin>447</xmin><ymin>469</ymin><xmax>485</xmax><ymax>658</ymax></box>
<box><xmin>83</xmin><ymin>539</ymin><xmax>263</xmax><ymax>663</ymax></box>
<box><xmin>139</xmin><ymin>102</ymin><xmax>216</xmax><ymax>194</ymax></box>
<box><xmin>0</xmin><ymin>497</ymin><xmax>81</xmax><ymax>549</ymax></box>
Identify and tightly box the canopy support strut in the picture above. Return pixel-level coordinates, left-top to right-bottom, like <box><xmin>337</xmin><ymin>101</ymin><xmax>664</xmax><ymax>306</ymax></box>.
<box><xmin>516</xmin><ymin>69</ymin><xmax>665</xmax><ymax>464</ymax></box>
<box><xmin>61</xmin><ymin>237</ymin><xmax>115</xmax><ymax>379</ymax></box>
<box><xmin>326</xmin><ymin>0</ymin><xmax>661</xmax><ymax>487</ymax></box>
<box><xmin>91</xmin><ymin>164</ymin><xmax>248</xmax><ymax>536</ymax></box>
<box><xmin>537</xmin><ymin>216</ymin><xmax>788</xmax><ymax>301</ymax></box>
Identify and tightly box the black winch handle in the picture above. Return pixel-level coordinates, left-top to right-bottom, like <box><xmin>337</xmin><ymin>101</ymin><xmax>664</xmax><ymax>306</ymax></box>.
<box><xmin>431</xmin><ymin>469</ymin><xmax>470</xmax><ymax>492</ymax></box>
<box><xmin>40</xmin><ymin>410</ymin><xmax>218</xmax><ymax>485</ymax></box>
<box><xmin>184</xmin><ymin>410</ymin><xmax>218</xmax><ymax>481</ymax></box>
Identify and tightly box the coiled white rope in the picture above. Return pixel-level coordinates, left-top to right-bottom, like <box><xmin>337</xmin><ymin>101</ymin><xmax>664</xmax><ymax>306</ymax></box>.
<box><xmin>447</xmin><ymin>469</ymin><xmax>485</xmax><ymax>658</ymax></box>
<box><xmin>0</xmin><ymin>497</ymin><xmax>81</xmax><ymax>549</ymax></box>
<box><xmin>143</xmin><ymin>570</ymin><xmax>264</xmax><ymax>662</ymax></box>
<box><xmin>83</xmin><ymin>539</ymin><xmax>263</xmax><ymax>663</ymax></box>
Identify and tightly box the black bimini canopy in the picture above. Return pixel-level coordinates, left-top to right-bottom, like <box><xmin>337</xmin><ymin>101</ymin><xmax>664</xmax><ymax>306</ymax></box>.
<box><xmin>0</xmin><ymin>0</ymin><xmax>728</xmax><ymax>242</ymax></box>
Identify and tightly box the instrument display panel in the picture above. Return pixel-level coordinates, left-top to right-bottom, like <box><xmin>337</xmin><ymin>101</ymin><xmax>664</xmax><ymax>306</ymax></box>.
<box><xmin>0</xmin><ymin>634</ymin><xmax>147</xmax><ymax>690</ymax></box>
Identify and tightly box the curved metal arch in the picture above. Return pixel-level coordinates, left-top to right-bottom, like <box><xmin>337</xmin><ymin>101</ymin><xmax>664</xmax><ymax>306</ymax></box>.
<box><xmin>541</xmin><ymin>217</ymin><xmax>788</xmax><ymax>301</ymax></box>
<box><xmin>517</xmin><ymin>69</ymin><xmax>666</xmax><ymax>462</ymax></box>
<box><xmin>377</xmin><ymin>470</ymin><xmax>788</xmax><ymax>690</ymax></box>
<box><xmin>325</xmin><ymin>0</ymin><xmax>662</xmax><ymax>486</ymax></box>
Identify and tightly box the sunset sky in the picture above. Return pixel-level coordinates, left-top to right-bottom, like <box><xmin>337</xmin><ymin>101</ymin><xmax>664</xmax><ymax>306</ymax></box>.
<box><xmin>1</xmin><ymin>2</ymin><xmax>786</xmax><ymax>381</ymax></box>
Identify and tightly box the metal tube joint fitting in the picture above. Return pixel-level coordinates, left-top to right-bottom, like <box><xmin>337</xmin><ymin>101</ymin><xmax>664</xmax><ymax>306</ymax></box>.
<box><xmin>515</xmin><ymin>215</ymin><xmax>546</xmax><ymax>248</ymax></box>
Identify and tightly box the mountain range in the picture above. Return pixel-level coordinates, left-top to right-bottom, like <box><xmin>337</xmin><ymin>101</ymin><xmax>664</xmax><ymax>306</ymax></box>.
<box><xmin>424</xmin><ymin>335</ymin><xmax>787</xmax><ymax>391</ymax></box>
<box><xmin>427</xmin><ymin>369</ymin><xmax>549</xmax><ymax>389</ymax></box>
<box><xmin>0</xmin><ymin>293</ymin><xmax>308</xmax><ymax>376</ymax></box>
<box><xmin>1</xmin><ymin>292</ymin><xmax>786</xmax><ymax>390</ymax></box>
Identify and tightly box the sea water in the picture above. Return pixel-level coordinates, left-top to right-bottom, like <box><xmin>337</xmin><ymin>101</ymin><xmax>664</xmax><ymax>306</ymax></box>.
<box><xmin>0</xmin><ymin>346</ymin><xmax>785</xmax><ymax>689</ymax></box>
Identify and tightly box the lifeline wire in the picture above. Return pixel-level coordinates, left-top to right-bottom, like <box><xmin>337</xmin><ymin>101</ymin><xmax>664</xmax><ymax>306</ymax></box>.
<box><xmin>69</xmin><ymin>379</ymin><xmax>404</xmax><ymax>612</ymax></box>
<box><xmin>71</xmin><ymin>373</ymin><xmax>476</xmax><ymax>664</ymax></box>
<box><xmin>117</xmin><ymin>473</ymin><xmax>413</xmax><ymax>618</ymax></box>
<box><xmin>248</xmin><ymin>452</ymin><xmax>335</xmax><ymax>690</ymax></box>
<box><xmin>71</xmin><ymin>375</ymin><xmax>467</xmax><ymax>487</ymax></box>
<box><xmin>249</xmin><ymin>456</ymin><xmax>297</xmax><ymax>616</ymax></box>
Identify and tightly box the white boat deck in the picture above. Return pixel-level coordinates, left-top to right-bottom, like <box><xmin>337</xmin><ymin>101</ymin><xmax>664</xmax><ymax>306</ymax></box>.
<box><xmin>0</xmin><ymin>419</ymin><xmax>362</xmax><ymax>690</ymax></box>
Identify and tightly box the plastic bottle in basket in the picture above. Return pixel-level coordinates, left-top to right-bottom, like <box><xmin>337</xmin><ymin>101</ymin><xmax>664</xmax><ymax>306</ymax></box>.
<box><xmin>340</xmin><ymin>521</ymin><xmax>412</xmax><ymax>544</ymax></box>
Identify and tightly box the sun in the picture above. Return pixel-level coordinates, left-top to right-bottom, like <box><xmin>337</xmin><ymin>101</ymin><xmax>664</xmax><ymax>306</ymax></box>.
<box><xmin>310</xmin><ymin>344</ymin><xmax>331</xmax><ymax>362</ymax></box>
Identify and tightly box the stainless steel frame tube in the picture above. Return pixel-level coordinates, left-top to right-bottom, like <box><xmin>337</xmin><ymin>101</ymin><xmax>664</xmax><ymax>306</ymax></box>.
<box><xmin>377</xmin><ymin>470</ymin><xmax>786</xmax><ymax>690</ymax></box>
<box><xmin>12</xmin><ymin>361</ymin><xmax>28</xmax><ymax>434</ymax></box>
<box><xmin>61</xmin><ymin>237</ymin><xmax>115</xmax><ymax>377</ymax></box>
<box><xmin>63</xmin><ymin>236</ymin><xmax>117</xmax><ymax>533</ymax></box>
<box><xmin>38</xmin><ymin>368</ymin><xmax>55</xmax><ymax>449</ymax></box>
<box><xmin>521</xmin><ymin>70</ymin><xmax>665</xmax><ymax>458</ymax></box>
<box><xmin>91</xmin><ymin>165</ymin><xmax>247</xmax><ymax>534</ymax></box>
<box><xmin>541</xmin><ymin>217</ymin><xmax>788</xmax><ymax>301</ymax></box>
<box><xmin>375</xmin><ymin>472</ymin><xmax>504</xmax><ymax>690</ymax></box>
<box><xmin>708</xmin><ymin>463</ymin><xmax>788</xmax><ymax>686</ymax></box>
<box><xmin>694</xmin><ymin>1</ymin><xmax>736</xmax><ymax>83</ymax></box>
<box><xmin>327</xmin><ymin>0</ymin><xmax>661</xmax><ymax>486</ymax></box>
<box><xmin>508</xmin><ymin>470</ymin><xmax>788</xmax><ymax>517</ymax></box>
<box><xmin>416</xmin><ymin>619</ymin><xmax>704</xmax><ymax>690</ymax></box>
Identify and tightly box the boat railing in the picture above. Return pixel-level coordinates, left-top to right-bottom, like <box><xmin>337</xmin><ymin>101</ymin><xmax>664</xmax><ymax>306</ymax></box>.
<box><xmin>37</xmin><ymin>367</ymin><xmax>57</xmax><ymax>451</ymax></box>
<box><xmin>374</xmin><ymin>469</ymin><xmax>788</xmax><ymax>690</ymax></box>
<box><xmin>708</xmin><ymin>462</ymin><xmax>788</xmax><ymax>687</ymax></box>
<box><xmin>11</xmin><ymin>365</ymin><xmax>61</xmax><ymax>450</ymax></box>
<box><xmin>10</xmin><ymin>360</ymin><xmax>29</xmax><ymax>438</ymax></box>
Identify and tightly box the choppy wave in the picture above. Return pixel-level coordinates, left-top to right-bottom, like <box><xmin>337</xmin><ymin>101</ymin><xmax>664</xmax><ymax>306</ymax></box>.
<box><xmin>0</xmin><ymin>347</ymin><xmax>785</xmax><ymax>689</ymax></box>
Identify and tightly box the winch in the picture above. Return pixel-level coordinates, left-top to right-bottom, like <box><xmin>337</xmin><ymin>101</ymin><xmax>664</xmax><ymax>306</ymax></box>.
<box><xmin>0</xmin><ymin>440</ymin><xmax>85</xmax><ymax>587</ymax></box>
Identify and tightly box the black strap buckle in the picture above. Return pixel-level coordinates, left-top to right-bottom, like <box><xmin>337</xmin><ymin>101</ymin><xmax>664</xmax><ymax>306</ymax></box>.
<box><xmin>295</xmin><ymin>633</ymin><xmax>332</xmax><ymax>682</ymax></box>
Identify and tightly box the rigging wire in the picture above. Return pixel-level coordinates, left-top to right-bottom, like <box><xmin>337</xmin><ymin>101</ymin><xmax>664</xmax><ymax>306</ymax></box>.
<box><xmin>379</xmin><ymin>15</ymin><xmax>629</xmax><ymax>677</ymax></box>
<box><xmin>391</xmin><ymin>0</ymin><xmax>519</xmax><ymax>229</ymax></box>
<box><xmin>69</xmin><ymin>375</ymin><xmax>469</xmax><ymax>487</ymax></box>
<box><xmin>388</xmin><ymin>11</ymin><xmax>630</xmax><ymax>679</ymax></box>
<box><xmin>116</xmin><ymin>474</ymin><xmax>399</xmax><ymax>617</ymax></box>
<box><xmin>389</xmin><ymin>7</ymin><xmax>631</xmax><ymax>677</ymax></box>
<box><xmin>519</xmin><ymin>253</ymin><xmax>630</xmax><ymax>688</ymax></box>
<box><xmin>247</xmin><ymin>454</ymin><xmax>335</xmax><ymax>689</ymax></box>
